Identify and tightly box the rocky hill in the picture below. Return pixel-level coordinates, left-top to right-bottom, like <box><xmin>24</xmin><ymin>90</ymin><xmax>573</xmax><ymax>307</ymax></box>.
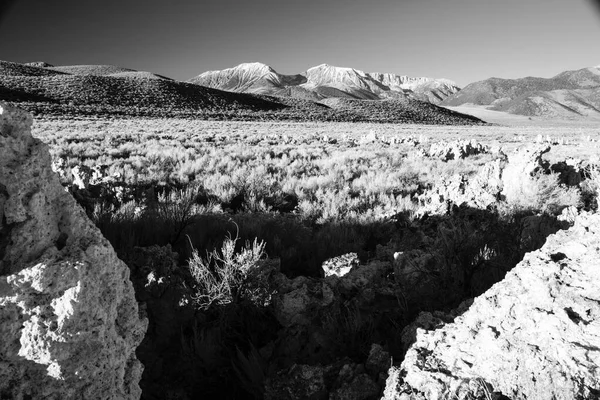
<box><xmin>442</xmin><ymin>66</ymin><xmax>600</xmax><ymax>118</ymax></box>
<box><xmin>190</xmin><ymin>62</ymin><xmax>460</xmax><ymax>104</ymax></box>
<box><xmin>0</xmin><ymin>60</ymin><xmax>482</xmax><ymax>124</ymax></box>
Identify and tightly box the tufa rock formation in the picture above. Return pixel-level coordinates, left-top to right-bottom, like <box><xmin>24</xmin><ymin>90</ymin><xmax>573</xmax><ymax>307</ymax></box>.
<box><xmin>419</xmin><ymin>144</ymin><xmax>579</xmax><ymax>216</ymax></box>
<box><xmin>428</xmin><ymin>140</ymin><xmax>489</xmax><ymax>161</ymax></box>
<box><xmin>383</xmin><ymin>211</ymin><xmax>600</xmax><ymax>400</ymax></box>
<box><xmin>0</xmin><ymin>103</ymin><xmax>147</xmax><ymax>399</ymax></box>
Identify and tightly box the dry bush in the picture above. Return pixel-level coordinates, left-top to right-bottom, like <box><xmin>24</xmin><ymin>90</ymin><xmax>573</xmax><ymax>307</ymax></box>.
<box><xmin>188</xmin><ymin>234</ymin><xmax>266</xmax><ymax>310</ymax></box>
<box><xmin>503</xmin><ymin>171</ymin><xmax>581</xmax><ymax>215</ymax></box>
<box><xmin>585</xmin><ymin>162</ymin><xmax>600</xmax><ymax>210</ymax></box>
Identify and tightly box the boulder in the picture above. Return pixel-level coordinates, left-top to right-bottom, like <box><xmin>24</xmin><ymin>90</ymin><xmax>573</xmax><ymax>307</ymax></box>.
<box><xmin>322</xmin><ymin>252</ymin><xmax>360</xmax><ymax>278</ymax></box>
<box><xmin>0</xmin><ymin>103</ymin><xmax>146</xmax><ymax>399</ymax></box>
<box><xmin>272</xmin><ymin>276</ymin><xmax>335</xmax><ymax>327</ymax></box>
<box><xmin>383</xmin><ymin>212</ymin><xmax>600</xmax><ymax>400</ymax></box>
<box><xmin>264</xmin><ymin>364</ymin><xmax>328</xmax><ymax>400</ymax></box>
<box><xmin>330</xmin><ymin>363</ymin><xmax>380</xmax><ymax>400</ymax></box>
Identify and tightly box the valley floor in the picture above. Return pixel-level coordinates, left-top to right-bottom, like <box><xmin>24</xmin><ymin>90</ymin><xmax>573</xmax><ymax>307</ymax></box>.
<box><xmin>29</xmin><ymin>115</ymin><xmax>600</xmax><ymax>399</ymax></box>
<box><xmin>33</xmin><ymin>116</ymin><xmax>600</xmax><ymax>163</ymax></box>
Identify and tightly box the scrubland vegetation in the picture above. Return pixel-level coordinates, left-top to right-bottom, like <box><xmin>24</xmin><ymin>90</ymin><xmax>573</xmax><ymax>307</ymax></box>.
<box><xmin>33</xmin><ymin>117</ymin><xmax>600</xmax><ymax>399</ymax></box>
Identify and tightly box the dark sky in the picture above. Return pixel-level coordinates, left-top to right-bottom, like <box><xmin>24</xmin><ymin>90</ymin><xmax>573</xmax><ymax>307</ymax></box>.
<box><xmin>1</xmin><ymin>0</ymin><xmax>599</xmax><ymax>86</ymax></box>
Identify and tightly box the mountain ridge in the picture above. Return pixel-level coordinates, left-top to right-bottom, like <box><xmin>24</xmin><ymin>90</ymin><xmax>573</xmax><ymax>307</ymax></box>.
<box><xmin>442</xmin><ymin>65</ymin><xmax>600</xmax><ymax>118</ymax></box>
<box><xmin>190</xmin><ymin>62</ymin><xmax>460</xmax><ymax>104</ymax></box>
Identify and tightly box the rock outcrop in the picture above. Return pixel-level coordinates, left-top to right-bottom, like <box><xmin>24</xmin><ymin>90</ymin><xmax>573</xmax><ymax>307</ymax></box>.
<box><xmin>501</xmin><ymin>144</ymin><xmax>550</xmax><ymax>204</ymax></box>
<box><xmin>0</xmin><ymin>103</ymin><xmax>147</xmax><ymax>399</ymax></box>
<box><xmin>264</xmin><ymin>344</ymin><xmax>390</xmax><ymax>400</ymax></box>
<box><xmin>322</xmin><ymin>252</ymin><xmax>360</xmax><ymax>278</ymax></box>
<box><xmin>383</xmin><ymin>211</ymin><xmax>600</xmax><ymax>400</ymax></box>
<box><xmin>419</xmin><ymin>144</ymin><xmax>580</xmax><ymax>216</ymax></box>
<box><xmin>418</xmin><ymin>158</ymin><xmax>504</xmax><ymax>214</ymax></box>
<box><xmin>428</xmin><ymin>140</ymin><xmax>489</xmax><ymax>161</ymax></box>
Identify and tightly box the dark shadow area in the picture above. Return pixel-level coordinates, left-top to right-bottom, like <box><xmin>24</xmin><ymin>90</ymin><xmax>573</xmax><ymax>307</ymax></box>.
<box><xmin>82</xmin><ymin>184</ymin><xmax>570</xmax><ymax>399</ymax></box>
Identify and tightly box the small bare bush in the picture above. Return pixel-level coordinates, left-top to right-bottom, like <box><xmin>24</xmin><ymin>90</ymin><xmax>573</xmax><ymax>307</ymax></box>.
<box><xmin>188</xmin><ymin>234</ymin><xmax>266</xmax><ymax>310</ymax></box>
<box><xmin>586</xmin><ymin>163</ymin><xmax>600</xmax><ymax>211</ymax></box>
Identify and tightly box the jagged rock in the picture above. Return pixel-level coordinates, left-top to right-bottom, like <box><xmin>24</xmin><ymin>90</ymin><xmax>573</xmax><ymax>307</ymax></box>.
<box><xmin>272</xmin><ymin>276</ymin><xmax>335</xmax><ymax>327</ymax></box>
<box><xmin>330</xmin><ymin>363</ymin><xmax>380</xmax><ymax>400</ymax></box>
<box><xmin>264</xmin><ymin>364</ymin><xmax>328</xmax><ymax>400</ymax></box>
<box><xmin>266</xmin><ymin>358</ymin><xmax>385</xmax><ymax>400</ymax></box>
<box><xmin>428</xmin><ymin>140</ymin><xmax>489</xmax><ymax>161</ymax></box>
<box><xmin>71</xmin><ymin>164</ymin><xmax>94</xmax><ymax>190</ymax></box>
<box><xmin>418</xmin><ymin>158</ymin><xmax>503</xmax><ymax>214</ymax></box>
<box><xmin>0</xmin><ymin>103</ymin><xmax>147</xmax><ymax>399</ymax></box>
<box><xmin>50</xmin><ymin>157</ymin><xmax>69</xmax><ymax>182</ymax></box>
<box><xmin>333</xmin><ymin>261</ymin><xmax>394</xmax><ymax>303</ymax></box>
<box><xmin>501</xmin><ymin>144</ymin><xmax>550</xmax><ymax>203</ymax></box>
<box><xmin>384</xmin><ymin>212</ymin><xmax>600</xmax><ymax>400</ymax></box>
<box><xmin>419</xmin><ymin>145</ymin><xmax>570</xmax><ymax>216</ymax></box>
<box><xmin>550</xmin><ymin>159</ymin><xmax>584</xmax><ymax>186</ymax></box>
<box><xmin>365</xmin><ymin>343</ymin><xmax>392</xmax><ymax>378</ymax></box>
<box><xmin>519</xmin><ymin>213</ymin><xmax>569</xmax><ymax>253</ymax></box>
<box><xmin>322</xmin><ymin>252</ymin><xmax>360</xmax><ymax>277</ymax></box>
<box><xmin>393</xmin><ymin>250</ymin><xmax>437</xmax><ymax>288</ymax></box>
<box><xmin>124</xmin><ymin>245</ymin><xmax>196</xmax><ymax>398</ymax></box>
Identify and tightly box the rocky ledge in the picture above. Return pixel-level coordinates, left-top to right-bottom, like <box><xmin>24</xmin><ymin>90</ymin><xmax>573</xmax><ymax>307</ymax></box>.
<box><xmin>384</xmin><ymin>211</ymin><xmax>600</xmax><ymax>400</ymax></box>
<box><xmin>0</xmin><ymin>103</ymin><xmax>147</xmax><ymax>399</ymax></box>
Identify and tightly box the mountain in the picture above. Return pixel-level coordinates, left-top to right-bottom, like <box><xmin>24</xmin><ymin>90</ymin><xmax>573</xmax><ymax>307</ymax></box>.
<box><xmin>0</xmin><ymin>60</ymin><xmax>482</xmax><ymax>125</ymax></box>
<box><xmin>190</xmin><ymin>62</ymin><xmax>460</xmax><ymax>104</ymax></box>
<box><xmin>441</xmin><ymin>66</ymin><xmax>600</xmax><ymax>118</ymax></box>
<box><xmin>0</xmin><ymin>60</ymin><xmax>288</xmax><ymax>116</ymax></box>
<box><xmin>48</xmin><ymin>64</ymin><xmax>173</xmax><ymax>80</ymax></box>
<box><xmin>191</xmin><ymin>62</ymin><xmax>305</xmax><ymax>94</ymax></box>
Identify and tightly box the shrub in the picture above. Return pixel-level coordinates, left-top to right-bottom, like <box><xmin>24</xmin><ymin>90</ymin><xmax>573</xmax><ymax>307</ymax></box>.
<box><xmin>188</xmin><ymin>234</ymin><xmax>266</xmax><ymax>310</ymax></box>
<box><xmin>503</xmin><ymin>171</ymin><xmax>581</xmax><ymax>215</ymax></box>
<box><xmin>156</xmin><ymin>185</ymin><xmax>203</xmax><ymax>244</ymax></box>
<box><xmin>585</xmin><ymin>162</ymin><xmax>600</xmax><ymax>211</ymax></box>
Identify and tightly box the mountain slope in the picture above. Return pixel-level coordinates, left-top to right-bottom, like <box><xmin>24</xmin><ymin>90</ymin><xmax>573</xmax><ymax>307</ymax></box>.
<box><xmin>0</xmin><ymin>60</ymin><xmax>482</xmax><ymax>124</ymax></box>
<box><xmin>193</xmin><ymin>62</ymin><xmax>305</xmax><ymax>94</ymax></box>
<box><xmin>442</xmin><ymin>66</ymin><xmax>600</xmax><ymax>118</ymax></box>
<box><xmin>48</xmin><ymin>64</ymin><xmax>173</xmax><ymax>80</ymax></box>
<box><xmin>0</xmin><ymin>60</ymin><xmax>66</xmax><ymax>77</ymax></box>
<box><xmin>190</xmin><ymin>62</ymin><xmax>460</xmax><ymax>104</ymax></box>
<box><xmin>0</xmin><ymin>61</ymin><xmax>288</xmax><ymax>116</ymax></box>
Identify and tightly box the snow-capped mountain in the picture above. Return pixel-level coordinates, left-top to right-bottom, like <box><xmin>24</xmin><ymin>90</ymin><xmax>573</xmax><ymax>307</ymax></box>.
<box><xmin>189</xmin><ymin>62</ymin><xmax>460</xmax><ymax>104</ymax></box>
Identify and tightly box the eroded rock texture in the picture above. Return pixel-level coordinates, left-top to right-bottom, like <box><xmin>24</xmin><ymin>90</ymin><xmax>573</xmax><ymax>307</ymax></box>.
<box><xmin>0</xmin><ymin>103</ymin><xmax>147</xmax><ymax>399</ymax></box>
<box><xmin>384</xmin><ymin>212</ymin><xmax>600</xmax><ymax>400</ymax></box>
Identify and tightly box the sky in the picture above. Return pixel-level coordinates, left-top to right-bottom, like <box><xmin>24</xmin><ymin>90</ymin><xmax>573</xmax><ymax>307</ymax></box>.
<box><xmin>0</xmin><ymin>0</ymin><xmax>599</xmax><ymax>86</ymax></box>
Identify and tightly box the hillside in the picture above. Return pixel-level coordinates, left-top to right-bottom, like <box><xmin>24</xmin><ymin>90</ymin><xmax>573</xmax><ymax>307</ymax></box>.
<box><xmin>0</xmin><ymin>60</ymin><xmax>288</xmax><ymax>117</ymax></box>
<box><xmin>0</xmin><ymin>60</ymin><xmax>483</xmax><ymax>124</ymax></box>
<box><xmin>48</xmin><ymin>64</ymin><xmax>173</xmax><ymax>80</ymax></box>
<box><xmin>190</xmin><ymin>62</ymin><xmax>460</xmax><ymax>104</ymax></box>
<box><xmin>442</xmin><ymin>66</ymin><xmax>600</xmax><ymax>118</ymax></box>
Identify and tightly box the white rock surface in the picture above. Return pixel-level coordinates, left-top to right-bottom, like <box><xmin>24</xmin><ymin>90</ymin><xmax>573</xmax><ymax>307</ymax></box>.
<box><xmin>0</xmin><ymin>103</ymin><xmax>147</xmax><ymax>399</ymax></box>
<box><xmin>383</xmin><ymin>212</ymin><xmax>600</xmax><ymax>400</ymax></box>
